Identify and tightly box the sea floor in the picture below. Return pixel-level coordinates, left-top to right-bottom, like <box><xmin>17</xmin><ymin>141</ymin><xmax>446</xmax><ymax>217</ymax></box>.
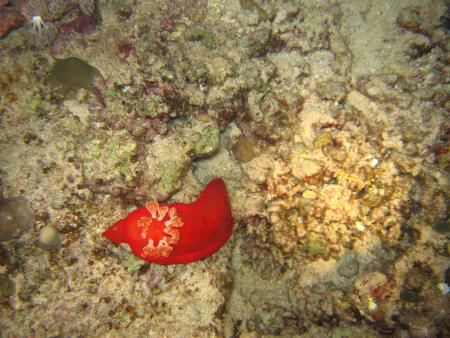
<box><xmin>0</xmin><ymin>0</ymin><xmax>449</xmax><ymax>337</ymax></box>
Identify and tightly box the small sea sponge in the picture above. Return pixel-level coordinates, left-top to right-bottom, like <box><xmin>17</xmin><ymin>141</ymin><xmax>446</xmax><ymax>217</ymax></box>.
<box><xmin>38</xmin><ymin>225</ymin><xmax>63</xmax><ymax>250</ymax></box>
<box><xmin>232</xmin><ymin>135</ymin><xmax>257</xmax><ymax>163</ymax></box>
<box><xmin>0</xmin><ymin>197</ymin><xmax>33</xmax><ymax>242</ymax></box>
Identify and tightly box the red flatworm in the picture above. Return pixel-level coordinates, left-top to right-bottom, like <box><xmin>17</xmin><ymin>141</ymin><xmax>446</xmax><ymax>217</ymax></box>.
<box><xmin>102</xmin><ymin>178</ymin><xmax>233</xmax><ymax>264</ymax></box>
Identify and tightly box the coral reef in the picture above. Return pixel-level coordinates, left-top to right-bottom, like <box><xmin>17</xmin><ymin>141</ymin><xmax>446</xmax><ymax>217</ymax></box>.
<box><xmin>0</xmin><ymin>0</ymin><xmax>448</xmax><ymax>336</ymax></box>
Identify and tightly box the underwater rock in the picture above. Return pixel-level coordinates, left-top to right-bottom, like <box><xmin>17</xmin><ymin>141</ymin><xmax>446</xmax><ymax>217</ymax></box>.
<box><xmin>186</xmin><ymin>119</ymin><xmax>220</xmax><ymax>158</ymax></box>
<box><xmin>337</xmin><ymin>254</ymin><xmax>360</xmax><ymax>278</ymax></box>
<box><xmin>290</xmin><ymin>148</ymin><xmax>322</xmax><ymax>183</ymax></box>
<box><xmin>0</xmin><ymin>197</ymin><xmax>33</xmax><ymax>242</ymax></box>
<box><xmin>247</xmin><ymin>89</ymin><xmax>265</xmax><ymax>122</ymax></box>
<box><xmin>136</xmin><ymin>132</ymin><xmax>191</xmax><ymax>201</ymax></box>
<box><xmin>432</xmin><ymin>219</ymin><xmax>449</xmax><ymax>233</ymax></box>
<box><xmin>38</xmin><ymin>225</ymin><xmax>63</xmax><ymax>250</ymax></box>
<box><xmin>183</xmin><ymin>0</ymin><xmax>208</xmax><ymax>22</ymax></box>
<box><xmin>316</xmin><ymin>80</ymin><xmax>347</xmax><ymax>102</ymax></box>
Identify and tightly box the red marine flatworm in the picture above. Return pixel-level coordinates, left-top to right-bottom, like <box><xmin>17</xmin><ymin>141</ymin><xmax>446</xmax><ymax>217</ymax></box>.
<box><xmin>103</xmin><ymin>178</ymin><xmax>233</xmax><ymax>264</ymax></box>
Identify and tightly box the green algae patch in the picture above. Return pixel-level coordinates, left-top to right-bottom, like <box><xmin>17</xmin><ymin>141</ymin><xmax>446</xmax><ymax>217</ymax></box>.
<box><xmin>79</xmin><ymin>131</ymin><xmax>138</xmax><ymax>194</ymax></box>
<box><xmin>306</xmin><ymin>234</ymin><xmax>328</xmax><ymax>256</ymax></box>
<box><xmin>48</xmin><ymin>57</ymin><xmax>101</xmax><ymax>94</ymax></box>
<box><xmin>154</xmin><ymin>162</ymin><xmax>183</xmax><ymax>196</ymax></box>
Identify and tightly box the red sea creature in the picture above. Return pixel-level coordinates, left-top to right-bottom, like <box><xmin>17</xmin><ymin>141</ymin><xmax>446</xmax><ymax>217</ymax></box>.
<box><xmin>103</xmin><ymin>178</ymin><xmax>233</xmax><ymax>264</ymax></box>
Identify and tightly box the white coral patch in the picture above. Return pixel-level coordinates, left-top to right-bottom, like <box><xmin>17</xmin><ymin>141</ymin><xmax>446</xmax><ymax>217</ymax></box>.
<box><xmin>31</xmin><ymin>15</ymin><xmax>45</xmax><ymax>32</ymax></box>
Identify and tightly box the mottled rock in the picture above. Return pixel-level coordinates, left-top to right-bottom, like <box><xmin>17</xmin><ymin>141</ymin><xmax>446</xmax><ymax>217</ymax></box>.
<box><xmin>290</xmin><ymin>151</ymin><xmax>322</xmax><ymax>182</ymax></box>
<box><xmin>79</xmin><ymin>130</ymin><xmax>138</xmax><ymax>194</ymax></box>
<box><xmin>316</xmin><ymin>80</ymin><xmax>347</xmax><ymax>102</ymax></box>
<box><xmin>247</xmin><ymin>89</ymin><xmax>264</xmax><ymax>122</ymax></box>
<box><xmin>136</xmin><ymin>134</ymin><xmax>191</xmax><ymax>200</ymax></box>
<box><xmin>396</xmin><ymin>8</ymin><xmax>424</xmax><ymax>33</ymax></box>
<box><xmin>187</xmin><ymin>120</ymin><xmax>220</xmax><ymax>158</ymax></box>
<box><xmin>136</xmin><ymin>95</ymin><xmax>169</xmax><ymax>118</ymax></box>
<box><xmin>25</xmin><ymin>22</ymin><xmax>58</xmax><ymax>48</ymax></box>
<box><xmin>0</xmin><ymin>197</ymin><xmax>33</xmax><ymax>242</ymax></box>
<box><xmin>337</xmin><ymin>254</ymin><xmax>360</xmax><ymax>278</ymax></box>
<box><xmin>194</xmin><ymin>147</ymin><xmax>243</xmax><ymax>187</ymax></box>
<box><xmin>0</xmin><ymin>7</ymin><xmax>23</xmax><ymax>39</ymax></box>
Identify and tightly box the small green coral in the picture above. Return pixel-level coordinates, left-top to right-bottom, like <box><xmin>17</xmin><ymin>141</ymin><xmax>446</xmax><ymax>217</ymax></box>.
<box><xmin>306</xmin><ymin>234</ymin><xmax>328</xmax><ymax>256</ymax></box>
